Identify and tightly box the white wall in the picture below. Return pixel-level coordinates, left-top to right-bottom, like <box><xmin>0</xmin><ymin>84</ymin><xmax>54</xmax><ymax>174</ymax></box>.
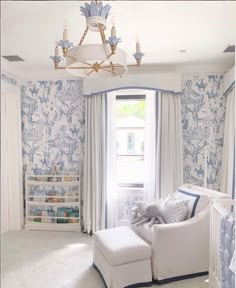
<box><xmin>1</xmin><ymin>84</ymin><xmax>9</xmax><ymax>234</ymax></box>
<box><xmin>1</xmin><ymin>78</ymin><xmax>24</xmax><ymax>234</ymax></box>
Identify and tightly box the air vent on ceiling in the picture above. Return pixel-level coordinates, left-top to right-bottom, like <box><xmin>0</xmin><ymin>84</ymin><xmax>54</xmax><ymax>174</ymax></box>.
<box><xmin>2</xmin><ymin>55</ymin><xmax>24</xmax><ymax>62</ymax></box>
<box><xmin>223</xmin><ymin>45</ymin><xmax>235</xmax><ymax>53</ymax></box>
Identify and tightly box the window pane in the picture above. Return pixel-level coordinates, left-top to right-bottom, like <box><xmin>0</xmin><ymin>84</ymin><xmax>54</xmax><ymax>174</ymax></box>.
<box><xmin>117</xmin><ymin>190</ymin><xmax>144</xmax><ymax>221</ymax></box>
<box><xmin>116</xmin><ymin>98</ymin><xmax>145</xmax><ymax>186</ymax></box>
<box><xmin>116</xmin><ymin>99</ymin><xmax>146</xmax><ymax>123</ymax></box>
<box><xmin>117</xmin><ymin>155</ymin><xmax>144</xmax><ymax>185</ymax></box>
<box><xmin>117</xmin><ymin>129</ymin><xmax>144</xmax><ymax>156</ymax></box>
<box><xmin>127</xmin><ymin>133</ymin><xmax>135</xmax><ymax>154</ymax></box>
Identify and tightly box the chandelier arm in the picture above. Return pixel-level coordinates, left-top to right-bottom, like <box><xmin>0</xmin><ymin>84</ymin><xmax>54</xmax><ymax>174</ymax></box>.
<box><xmin>101</xmin><ymin>64</ymin><xmax>123</xmax><ymax>68</ymax></box>
<box><xmin>126</xmin><ymin>64</ymin><xmax>140</xmax><ymax>67</ymax></box>
<box><xmin>98</xmin><ymin>24</ymin><xmax>113</xmax><ymax>62</ymax></box>
<box><xmin>79</xmin><ymin>26</ymin><xmax>89</xmax><ymax>46</ymax></box>
<box><xmin>98</xmin><ymin>24</ymin><xmax>106</xmax><ymax>44</ymax></box>
<box><xmin>97</xmin><ymin>52</ymin><xmax>113</xmax><ymax>67</ymax></box>
<box><xmin>82</xmin><ymin>62</ymin><xmax>93</xmax><ymax>67</ymax></box>
<box><xmin>56</xmin><ymin>64</ymin><xmax>124</xmax><ymax>70</ymax></box>
<box><xmin>109</xmin><ymin>61</ymin><xmax>115</xmax><ymax>73</ymax></box>
<box><xmin>101</xmin><ymin>30</ymin><xmax>107</xmax><ymax>46</ymax></box>
<box><xmin>67</xmin><ymin>55</ymin><xmax>77</xmax><ymax>61</ymax></box>
<box><xmin>100</xmin><ymin>67</ymin><xmax>116</xmax><ymax>75</ymax></box>
<box><xmin>57</xmin><ymin>66</ymin><xmax>97</xmax><ymax>70</ymax></box>
<box><xmin>87</xmin><ymin>69</ymin><xmax>95</xmax><ymax>76</ymax></box>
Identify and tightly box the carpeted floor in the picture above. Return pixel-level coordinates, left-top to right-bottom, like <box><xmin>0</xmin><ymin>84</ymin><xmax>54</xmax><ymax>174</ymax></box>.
<box><xmin>1</xmin><ymin>231</ymin><xmax>209</xmax><ymax>288</ymax></box>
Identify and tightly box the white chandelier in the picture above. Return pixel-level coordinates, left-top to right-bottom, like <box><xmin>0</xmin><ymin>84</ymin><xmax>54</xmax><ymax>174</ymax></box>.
<box><xmin>50</xmin><ymin>1</ymin><xmax>144</xmax><ymax>78</ymax></box>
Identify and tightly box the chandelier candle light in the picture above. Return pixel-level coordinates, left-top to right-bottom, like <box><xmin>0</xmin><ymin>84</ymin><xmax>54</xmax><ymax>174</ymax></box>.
<box><xmin>50</xmin><ymin>1</ymin><xmax>144</xmax><ymax>78</ymax></box>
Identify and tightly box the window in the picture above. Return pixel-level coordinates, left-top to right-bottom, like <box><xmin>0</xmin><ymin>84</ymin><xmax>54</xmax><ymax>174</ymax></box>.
<box><xmin>127</xmin><ymin>133</ymin><xmax>135</xmax><ymax>154</ymax></box>
<box><xmin>116</xmin><ymin>94</ymin><xmax>146</xmax><ymax>188</ymax></box>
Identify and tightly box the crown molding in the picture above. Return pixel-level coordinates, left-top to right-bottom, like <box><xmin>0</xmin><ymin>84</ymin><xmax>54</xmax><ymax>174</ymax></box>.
<box><xmin>1</xmin><ymin>58</ymin><xmax>24</xmax><ymax>83</ymax></box>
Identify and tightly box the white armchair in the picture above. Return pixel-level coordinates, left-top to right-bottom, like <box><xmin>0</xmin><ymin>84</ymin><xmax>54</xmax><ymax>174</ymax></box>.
<box><xmin>132</xmin><ymin>183</ymin><xmax>230</xmax><ymax>284</ymax></box>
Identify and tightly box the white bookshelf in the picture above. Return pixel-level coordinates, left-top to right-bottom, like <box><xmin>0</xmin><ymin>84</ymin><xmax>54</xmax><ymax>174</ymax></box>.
<box><xmin>25</xmin><ymin>165</ymin><xmax>80</xmax><ymax>232</ymax></box>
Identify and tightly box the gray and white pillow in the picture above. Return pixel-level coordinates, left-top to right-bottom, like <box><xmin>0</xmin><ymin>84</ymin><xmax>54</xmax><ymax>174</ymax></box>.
<box><xmin>174</xmin><ymin>188</ymin><xmax>210</xmax><ymax>219</ymax></box>
<box><xmin>160</xmin><ymin>198</ymin><xmax>188</xmax><ymax>224</ymax></box>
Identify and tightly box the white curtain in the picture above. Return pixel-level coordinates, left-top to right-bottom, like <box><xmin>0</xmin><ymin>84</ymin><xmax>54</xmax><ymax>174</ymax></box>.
<box><xmin>83</xmin><ymin>93</ymin><xmax>117</xmax><ymax>233</ymax></box>
<box><xmin>105</xmin><ymin>93</ymin><xmax>117</xmax><ymax>228</ymax></box>
<box><xmin>144</xmin><ymin>91</ymin><xmax>157</xmax><ymax>203</ymax></box>
<box><xmin>83</xmin><ymin>94</ymin><xmax>107</xmax><ymax>234</ymax></box>
<box><xmin>156</xmin><ymin>91</ymin><xmax>183</xmax><ymax>198</ymax></box>
<box><xmin>220</xmin><ymin>85</ymin><xmax>235</xmax><ymax>195</ymax></box>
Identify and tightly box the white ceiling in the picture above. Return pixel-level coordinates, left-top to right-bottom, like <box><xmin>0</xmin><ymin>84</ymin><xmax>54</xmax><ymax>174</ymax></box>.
<box><xmin>1</xmin><ymin>1</ymin><xmax>236</xmax><ymax>79</ymax></box>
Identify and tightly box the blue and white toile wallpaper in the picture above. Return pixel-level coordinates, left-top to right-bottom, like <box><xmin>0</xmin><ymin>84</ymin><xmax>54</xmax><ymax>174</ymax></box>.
<box><xmin>21</xmin><ymin>80</ymin><xmax>85</xmax><ymax>173</ymax></box>
<box><xmin>181</xmin><ymin>74</ymin><xmax>226</xmax><ymax>191</ymax></box>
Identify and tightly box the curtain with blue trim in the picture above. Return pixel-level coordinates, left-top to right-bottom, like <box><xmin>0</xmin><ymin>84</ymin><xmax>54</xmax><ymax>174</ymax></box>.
<box><xmin>156</xmin><ymin>90</ymin><xmax>183</xmax><ymax>198</ymax></box>
<box><xmin>82</xmin><ymin>93</ymin><xmax>107</xmax><ymax>233</ymax></box>
<box><xmin>144</xmin><ymin>91</ymin><xmax>157</xmax><ymax>203</ymax></box>
<box><xmin>233</xmin><ymin>144</ymin><xmax>235</xmax><ymax>199</ymax></box>
<box><xmin>82</xmin><ymin>93</ymin><xmax>117</xmax><ymax>233</ymax></box>
<box><xmin>220</xmin><ymin>84</ymin><xmax>235</xmax><ymax>197</ymax></box>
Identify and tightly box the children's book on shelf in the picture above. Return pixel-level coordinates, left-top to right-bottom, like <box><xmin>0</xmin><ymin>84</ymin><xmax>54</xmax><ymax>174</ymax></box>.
<box><xmin>25</xmin><ymin>164</ymin><xmax>80</xmax><ymax>231</ymax></box>
<box><xmin>57</xmin><ymin>207</ymin><xmax>79</xmax><ymax>224</ymax></box>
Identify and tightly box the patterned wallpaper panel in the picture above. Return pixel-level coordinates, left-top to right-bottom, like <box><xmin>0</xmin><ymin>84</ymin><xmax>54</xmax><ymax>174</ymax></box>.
<box><xmin>181</xmin><ymin>74</ymin><xmax>226</xmax><ymax>191</ymax></box>
<box><xmin>21</xmin><ymin>80</ymin><xmax>85</xmax><ymax>172</ymax></box>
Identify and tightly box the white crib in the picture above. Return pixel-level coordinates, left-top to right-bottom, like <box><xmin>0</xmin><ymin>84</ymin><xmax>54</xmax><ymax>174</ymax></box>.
<box><xmin>209</xmin><ymin>198</ymin><xmax>235</xmax><ymax>288</ymax></box>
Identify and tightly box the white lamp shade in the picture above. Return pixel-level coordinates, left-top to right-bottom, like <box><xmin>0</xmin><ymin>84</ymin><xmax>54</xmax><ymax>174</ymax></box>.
<box><xmin>66</xmin><ymin>44</ymin><xmax>127</xmax><ymax>78</ymax></box>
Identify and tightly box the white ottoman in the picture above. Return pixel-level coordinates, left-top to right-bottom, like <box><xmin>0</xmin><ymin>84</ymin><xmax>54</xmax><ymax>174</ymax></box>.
<box><xmin>93</xmin><ymin>226</ymin><xmax>152</xmax><ymax>288</ymax></box>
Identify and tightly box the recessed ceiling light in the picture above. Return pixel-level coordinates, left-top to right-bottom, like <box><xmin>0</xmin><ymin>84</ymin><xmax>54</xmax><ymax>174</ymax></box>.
<box><xmin>179</xmin><ymin>49</ymin><xmax>186</xmax><ymax>53</ymax></box>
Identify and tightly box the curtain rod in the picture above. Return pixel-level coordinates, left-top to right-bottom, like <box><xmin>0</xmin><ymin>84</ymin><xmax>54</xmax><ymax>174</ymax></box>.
<box><xmin>83</xmin><ymin>86</ymin><xmax>181</xmax><ymax>97</ymax></box>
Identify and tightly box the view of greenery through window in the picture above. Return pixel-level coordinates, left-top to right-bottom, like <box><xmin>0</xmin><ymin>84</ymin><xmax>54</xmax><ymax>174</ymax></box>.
<box><xmin>116</xmin><ymin>100</ymin><xmax>146</xmax><ymax>121</ymax></box>
<box><xmin>116</xmin><ymin>97</ymin><xmax>146</xmax><ymax>186</ymax></box>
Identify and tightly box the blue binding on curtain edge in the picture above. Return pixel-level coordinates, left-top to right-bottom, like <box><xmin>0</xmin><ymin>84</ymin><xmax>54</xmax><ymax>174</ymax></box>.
<box><xmin>83</xmin><ymin>86</ymin><xmax>181</xmax><ymax>97</ymax></box>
